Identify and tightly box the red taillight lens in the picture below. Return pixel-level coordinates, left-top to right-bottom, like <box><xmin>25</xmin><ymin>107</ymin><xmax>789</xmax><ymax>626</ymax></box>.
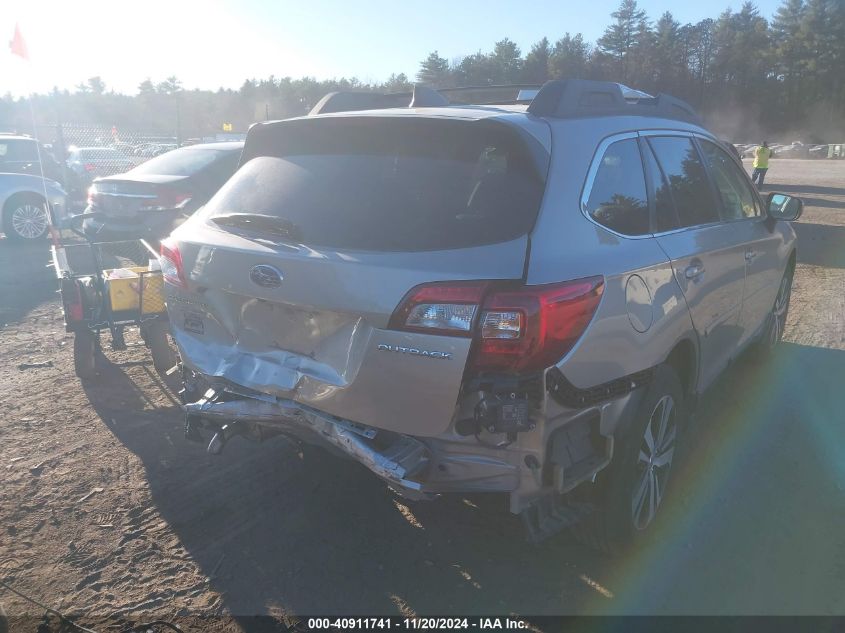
<box><xmin>388</xmin><ymin>276</ymin><xmax>604</xmax><ymax>373</ymax></box>
<box><xmin>388</xmin><ymin>281</ymin><xmax>489</xmax><ymax>336</ymax></box>
<box><xmin>473</xmin><ymin>277</ymin><xmax>604</xmax><ymax>372</ymax></box>
<box><xmin>64</xmin><ymin>281</ymin><xmax>84</xmax><ymax>322</ymax></box>
<box><xmin>159</xmin><ymin>240</ymin><xmax>187</xmax><ymax>288</ymax></box>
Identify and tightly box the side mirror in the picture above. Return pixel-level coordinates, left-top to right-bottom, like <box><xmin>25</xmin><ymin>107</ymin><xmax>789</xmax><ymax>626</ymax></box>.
<box><xmin>766</xmin><ymin>192</ymin><xmax>803</xmax><ymax>222</ymax></box>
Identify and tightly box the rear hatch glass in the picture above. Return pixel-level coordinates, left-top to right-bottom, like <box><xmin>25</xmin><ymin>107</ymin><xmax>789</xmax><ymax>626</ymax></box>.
<box><xmin>202</xmin><ymin>117</ymin><xmax>548</xmax><ymax>252</ymax></box>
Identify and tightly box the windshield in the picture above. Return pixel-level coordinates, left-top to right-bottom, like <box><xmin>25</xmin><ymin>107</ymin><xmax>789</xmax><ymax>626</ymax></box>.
<box><xmin>130</xmin><ymin>147</ymin><xmax>228</xmax><ymax>176</ymax></box>
<box><xmin>203</xmin><ymin>118</ymin><xmax>547</xmax><ymax>252</ymax></box>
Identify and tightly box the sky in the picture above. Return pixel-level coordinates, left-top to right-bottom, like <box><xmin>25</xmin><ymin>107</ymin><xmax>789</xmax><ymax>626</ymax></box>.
<box><xmin>2</xmin><ymin>0</ymin><xmax>782</xmax><ymax>97</ymax></box>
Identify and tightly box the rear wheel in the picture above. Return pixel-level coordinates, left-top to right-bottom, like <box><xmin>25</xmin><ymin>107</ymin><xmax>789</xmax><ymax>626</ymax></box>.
<box><xmin>572</xmin><ymin>364</ymin><xmax>686</xmax><ymax>554</ymax></box>
<box><xmin>73</xmin><ymin>329</ymin><xmax>98</xmax><ymax>378</ymax></box>
<box><xmin>3</xmin><ymin>194</ymin><xmax>49</xmax><ymax>241</ymax></box>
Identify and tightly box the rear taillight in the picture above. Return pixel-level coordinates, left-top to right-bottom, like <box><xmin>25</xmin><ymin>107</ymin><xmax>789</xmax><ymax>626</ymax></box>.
<box><xmin>389</xmin><ymin>277</ymin><xmax>604</xmax><ymax>373</ymax></box>
<box><xmin>388</xmin><ymin>282</ymin><xmax>490</xmax><ymax>336</ymax></box>
<box><xmin>473</xmin><ymin>277</ymin><xmax>604</xmax><ymax>372</ymax></box>
<box><xmin>159</xmin><ymin>240</ymin><xmax>187</xmax><ymax>288</ymax></box>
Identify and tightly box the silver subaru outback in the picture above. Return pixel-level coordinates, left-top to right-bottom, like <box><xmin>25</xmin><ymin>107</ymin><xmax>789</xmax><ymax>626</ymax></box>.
<box><xmin>161</xmin><ymin>80</ymin><xmax>802</xmax><ymax>552</ymax></box>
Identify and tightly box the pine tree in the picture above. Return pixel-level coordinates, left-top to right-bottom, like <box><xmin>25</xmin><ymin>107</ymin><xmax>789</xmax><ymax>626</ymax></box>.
<box><xmin>490</xmin><ymin>38</ymin><xmax>523</xmax><ymax>83</ymax></box>
<box><xmin>522</xmin><ymin>38</ymin><xmax>551</xmax><ymax>83</ymax></box>
<box><xmin>549</xmin><ymin>33</ymin><xmax>591</xmax><ymax>79</ymax></box>
<box><xmin>597</xmin><ymin>0</ymin><xmax>650</xmax><ymax>81</ymax></box>
<box><xmin>417</xmin><ymin>51</ymin><xmax>452</xmax><ymax>86</ymax></box>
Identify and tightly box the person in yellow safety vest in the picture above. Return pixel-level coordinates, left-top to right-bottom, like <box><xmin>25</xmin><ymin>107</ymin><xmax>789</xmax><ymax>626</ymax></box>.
<box><xmin>750</xmin><ymin>141</ymin><xmax>773</xmax><ymax>188</ymax></box>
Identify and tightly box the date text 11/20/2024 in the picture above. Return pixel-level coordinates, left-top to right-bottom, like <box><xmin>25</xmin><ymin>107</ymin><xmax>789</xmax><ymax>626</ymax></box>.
<box><xmin>306</xmin><ymin>618</ymin><xmax>531</xmax><ymax>630</ymax></box>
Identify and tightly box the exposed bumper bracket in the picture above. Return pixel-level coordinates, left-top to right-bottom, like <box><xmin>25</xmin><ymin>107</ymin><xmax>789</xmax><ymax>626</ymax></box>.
<box><xmin>182</xmin><ymin>389</ymin><xmax>432</xmax><ymax>493</ymax></box>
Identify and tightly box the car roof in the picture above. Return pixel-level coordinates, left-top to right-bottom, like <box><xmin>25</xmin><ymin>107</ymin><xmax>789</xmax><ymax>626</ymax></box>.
<box><xmin>304</xmin><ymin>103</ymin><xmax>529</xmax><ymax>122</ymax></box>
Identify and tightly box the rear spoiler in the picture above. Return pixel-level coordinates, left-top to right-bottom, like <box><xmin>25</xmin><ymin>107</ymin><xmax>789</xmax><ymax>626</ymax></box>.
<box><xmin>308</xmin><ymin>79</ymin><xmax>702</xmax><ymax>126</ymax></box>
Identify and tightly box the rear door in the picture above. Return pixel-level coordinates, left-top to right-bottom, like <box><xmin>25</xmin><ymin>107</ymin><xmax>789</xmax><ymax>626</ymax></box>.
<box><xmin>167</xmin><ymin>116</ymin><xmax>549</xmax><ymax>436</ymax></box>
<box><xmin>643</xmin><ymin>133</ymin><xmax>748</xmax><ymax>391</ymax></box>
<box><xmin>697</xmin><ymin>139</ymin><xmax>784</xmax><ymax>345</ymax></box>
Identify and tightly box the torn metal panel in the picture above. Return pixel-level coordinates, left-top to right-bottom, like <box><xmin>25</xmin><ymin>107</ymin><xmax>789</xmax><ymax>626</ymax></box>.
<box><xmin>184</xmin><ymin>392</ymin><xmax>430</xmax><ymax>490</ymax></box>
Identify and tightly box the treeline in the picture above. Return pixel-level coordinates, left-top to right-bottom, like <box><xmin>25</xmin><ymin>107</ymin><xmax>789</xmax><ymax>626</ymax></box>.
<box><xmin>2</xmin><ymin>0</ymin><xmax>844</xmax><ymax>142</ymax></box>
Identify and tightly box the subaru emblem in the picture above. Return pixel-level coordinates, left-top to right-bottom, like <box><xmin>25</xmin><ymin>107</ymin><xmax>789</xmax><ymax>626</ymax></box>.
<box><xmin>249</xmin><ymin>264</ymin><xmax>283</xmax><ymax>288</ymax></box>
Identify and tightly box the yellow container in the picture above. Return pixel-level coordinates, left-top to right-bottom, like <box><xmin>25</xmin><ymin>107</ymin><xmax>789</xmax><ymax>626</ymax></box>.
<box><xmin>104</xmin><ymin>267</ymin><xmax>166</xmax><ymax>314</ymax></box>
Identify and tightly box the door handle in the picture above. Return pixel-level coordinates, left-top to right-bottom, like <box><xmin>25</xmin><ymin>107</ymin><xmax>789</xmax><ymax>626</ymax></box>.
<box><xmin>745</xmin><ymin>250</ymin><xmax>758</xmax><ymax>261</ymax></box>
<box><xmin>684</xmin><ymin>264</ymin><xmax>705</xmax><ymax>280</ymax></box>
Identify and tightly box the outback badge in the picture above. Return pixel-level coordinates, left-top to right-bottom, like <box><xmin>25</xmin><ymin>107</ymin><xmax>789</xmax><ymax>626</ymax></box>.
<box><xmin>377</xmin><ymin>343</ymin><xmax>452</xmax><ymax>360</ymax></box>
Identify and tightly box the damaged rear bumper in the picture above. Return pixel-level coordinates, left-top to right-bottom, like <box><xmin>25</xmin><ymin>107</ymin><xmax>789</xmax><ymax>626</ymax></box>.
<box><xmin>184</xmin><ymin>388</ymin><xmax>434</xmax><ymax>494</ymax></box>
<box><xmin>181</xmin><ymin>368</ymin><xmax>645</xmax><ymax>528</ymax></box>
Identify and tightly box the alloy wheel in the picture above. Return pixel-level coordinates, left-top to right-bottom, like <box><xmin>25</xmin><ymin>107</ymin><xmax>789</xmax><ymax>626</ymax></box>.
<box><xmin>10</xmin><ymin>202</ymin><xmax>49</xmax><ymax>239</ymax></box>
<box><xmin>768</xmin><ymin>274</ymin><xmax>791</xmax><ymax>347</ymax></box>
<box><xmin>632</xmin><ymin>394</ymin><xmax>677</xmax><ymax>530</ymax></box>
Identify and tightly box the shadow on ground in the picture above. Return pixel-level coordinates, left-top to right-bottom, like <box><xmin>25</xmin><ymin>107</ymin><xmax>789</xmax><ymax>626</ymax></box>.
<box><xmin>0</xmin><ymin>239</ymin><xmax>56</xmax><ymax>327</ymax></box>
<box><xmin>79</xmin><ymin>340</ymin><xmax>845</xmax><ymax>618</ymax></box>
<box><xmin>792</xmin><ymin>222</ymin><xmax>845</xmax><ymax>268</ymax></box>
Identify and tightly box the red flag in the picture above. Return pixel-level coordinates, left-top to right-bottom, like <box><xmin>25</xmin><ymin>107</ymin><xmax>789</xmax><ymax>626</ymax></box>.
<box><xmin>10</xmin><ymin>23</ymin><xmax>29</xmax><ymax>60</ymax></box>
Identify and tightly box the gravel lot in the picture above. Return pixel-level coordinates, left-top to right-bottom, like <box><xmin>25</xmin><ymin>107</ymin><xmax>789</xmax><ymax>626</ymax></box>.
<box><xmin>0</xmin><ymin>159</ymin><xmax>843</xmax><ymax>629</ymax></box>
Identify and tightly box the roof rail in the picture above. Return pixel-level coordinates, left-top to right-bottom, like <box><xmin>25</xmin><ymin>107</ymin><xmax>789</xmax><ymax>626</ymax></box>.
<box><xmin>308</xmin><ymin>83</ymin><xmax>542</xmax><ymax>115</ymax></box>
<box><xmin>527</xmin><ymin>79</ymin><xmax>702</xmax><ymax>125</ymax></box>
<box><xmin>437</xmin><ymin>84</ymin><xmax>541</xmax><ymax>105</ymax></box>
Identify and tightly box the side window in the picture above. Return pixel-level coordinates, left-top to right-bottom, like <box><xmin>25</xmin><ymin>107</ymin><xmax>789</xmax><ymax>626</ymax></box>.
<box><xmin>8</xmin><ymin>140</ymin><xmax>39</xmax><ymax>162</ymax></box>
<box><xmin>699</xmin><ymin>140</ymin><xmax>760</xmax><ymax>220</ymax></box>
<box><xmin>642</xmin><ymin>141</ymin><xmax>679</xmax><ymax>233</ymax></box>
<box><xmin>584</xmin><ymin>138</ymin><xmax>649</xmax><ymax>236</ymax></box>
<box><xmin>648</xmin><ymin>136</ymin><xmax>719</xmax><ymax>228</ymax></box>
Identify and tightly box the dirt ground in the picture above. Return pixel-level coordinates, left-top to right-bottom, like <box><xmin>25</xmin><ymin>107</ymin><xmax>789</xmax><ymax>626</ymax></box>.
<box><xmin>0</xmin><ymin>159</ymin><xmax>843</xmax><ymax>630</ymax></box>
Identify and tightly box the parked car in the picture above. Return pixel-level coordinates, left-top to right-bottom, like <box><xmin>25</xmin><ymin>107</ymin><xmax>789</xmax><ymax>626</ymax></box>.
<box><xmin>81</xmin><ymin>142</ymin><xmax>243</xmax><ymax>242</ymax></box>
<box><xmin>0</xmin><ymin>134</ymin><xmax>65</xmax><ymax>185</ymax></box>
<box><xmin>162</xmin><ymin>81</ymin><xmax>802</xmax><ymax>552</ymax></box>
<box><xmin>1</xmin><ymin>172</ymin><xmax>68</xmax><ymax>241</ymax></box>
<box><xmin>809</xmin><ymin>144</ymin><xmax>830</xmax><ymax>158</ymax></box>
<box><xmin>66</xmin><ymin>147</ymin><xmax>135</xmax><ymax>194</ymax></box>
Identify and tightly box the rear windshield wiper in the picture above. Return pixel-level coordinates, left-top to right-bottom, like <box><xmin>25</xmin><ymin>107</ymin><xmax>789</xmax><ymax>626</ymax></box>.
<box><xmin>211</xmin><ymin>213</ymin><xmax>302</xmax><ymax>241</ymax></box>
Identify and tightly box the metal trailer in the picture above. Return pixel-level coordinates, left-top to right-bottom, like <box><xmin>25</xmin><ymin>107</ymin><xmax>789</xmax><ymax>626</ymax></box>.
<box><xmin>51</xmin><ymin>213</ymin><xmax>176</xmax><ymax>378</ymax></box>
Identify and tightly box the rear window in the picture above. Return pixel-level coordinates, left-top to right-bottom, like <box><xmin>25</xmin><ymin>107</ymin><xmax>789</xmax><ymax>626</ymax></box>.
<box><xmin>203</xmin><ymin>118</ymin><xmax>548</xmax><ymax>252</ymax></box>
<box><xmin>132</xmin><ymin>147</ymin><xmax>230</xmax><ymax>176</ymax></box>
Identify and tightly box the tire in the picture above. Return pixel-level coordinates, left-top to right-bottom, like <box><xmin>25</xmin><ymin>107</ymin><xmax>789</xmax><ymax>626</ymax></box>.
<box><xmin>572</xmin><ymin>364</ymin><xmax>686</xmax><ymax>554</ymax></box>
<box><xmin>751</xmin><ymin>265</ymin><xmax>793</xmax><ymax>361</ymax></box>
<box><xmin>145</xmin><ymin>320</ymin><xmax>177</xmax><ymax>375</ymax></box>
<box><xmin>73</xmin><ymin>330</ymin><xmax>98</xmax><ymax>378</ymax></box>
<box><xmin>2</xmin><ymin>193</ymin><xmax>49</xmax><ymax>241</ymax></box>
